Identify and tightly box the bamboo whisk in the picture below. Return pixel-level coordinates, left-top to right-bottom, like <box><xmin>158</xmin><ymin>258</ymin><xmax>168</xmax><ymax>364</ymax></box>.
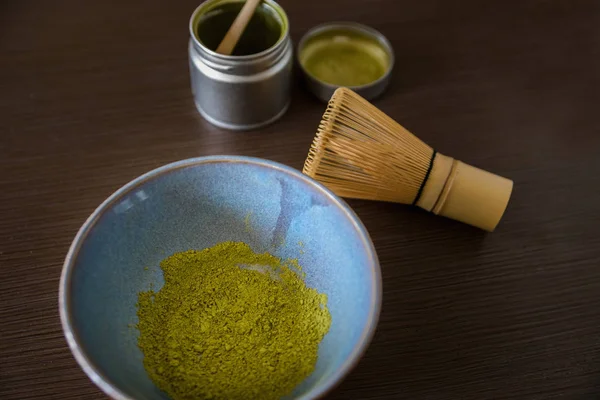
<box><xmin>303</xmin><ymin>88</ymin><xmax>514</xmax><ymax>232</ymax></box>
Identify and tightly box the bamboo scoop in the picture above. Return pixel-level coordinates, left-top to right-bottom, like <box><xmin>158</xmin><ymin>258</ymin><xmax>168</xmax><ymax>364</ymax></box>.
<box><xmin>303</xmin><ymin>88</ymin><xmax>514</xmax><ymax>232</ymax></box>
<box><xmin>215</xmin><ymin>0</ymin><xmax>262</xmax><ymax>55</ymax></box>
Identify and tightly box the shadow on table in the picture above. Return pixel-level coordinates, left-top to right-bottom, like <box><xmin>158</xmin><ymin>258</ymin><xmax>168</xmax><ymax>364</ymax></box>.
<box><xmin>328</xmin><ymin>199</ymin><xmax>510</xmax><ymax>399</ymax></box>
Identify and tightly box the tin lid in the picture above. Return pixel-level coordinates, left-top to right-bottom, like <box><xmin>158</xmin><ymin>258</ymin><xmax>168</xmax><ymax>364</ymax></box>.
<box><xmin>297</xmin><ymin>22</ymin><xmax>395</xmax><ymax>102</ymax></box>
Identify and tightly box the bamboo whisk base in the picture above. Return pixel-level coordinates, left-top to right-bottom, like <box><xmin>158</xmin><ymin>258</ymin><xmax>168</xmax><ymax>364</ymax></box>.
<box><xmin>418</xmin><ymin>153</ymin><xmax>513</xmax><ymax>232</ymax></box>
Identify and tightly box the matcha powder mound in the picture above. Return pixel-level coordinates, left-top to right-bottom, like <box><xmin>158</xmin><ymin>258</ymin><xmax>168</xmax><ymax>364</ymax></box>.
<box><xmin>136</xmin><ymin>242</ymin><xmax>332</xmax><ymax>400</ymax></box>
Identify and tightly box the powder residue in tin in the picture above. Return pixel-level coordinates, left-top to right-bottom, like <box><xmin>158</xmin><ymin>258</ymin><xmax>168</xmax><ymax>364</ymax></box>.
<box><xmin>196</xmin><ymin>2</ymin><xmax>282</xmax><ymax>56</ymax></box>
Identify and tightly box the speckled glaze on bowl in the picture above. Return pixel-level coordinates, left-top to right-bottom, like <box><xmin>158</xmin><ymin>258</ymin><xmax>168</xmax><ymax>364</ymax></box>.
<box><xmin>59</xmin><ymin>156</ymin><xmax>381</xmax><ymax>400</ymax></box>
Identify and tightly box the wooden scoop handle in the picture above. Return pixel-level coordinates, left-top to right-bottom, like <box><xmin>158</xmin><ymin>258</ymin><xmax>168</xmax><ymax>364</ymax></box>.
<box><xmin>216</xmin><ymin>0</ymin><xmax>262</xmax><ymax>55</ymax></box>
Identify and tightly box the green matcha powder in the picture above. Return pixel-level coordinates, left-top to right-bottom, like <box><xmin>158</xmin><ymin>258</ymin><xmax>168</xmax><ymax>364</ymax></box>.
<box><xmin>136</xmin><ymin>242</ymin><xmax>332</xmax><ymax>400</ymax></box>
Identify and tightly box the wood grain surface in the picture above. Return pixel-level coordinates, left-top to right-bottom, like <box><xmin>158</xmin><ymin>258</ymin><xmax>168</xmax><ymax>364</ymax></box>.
<box><xmin>2</xmin><ymin>0</ymin><xmax>600</xmax><ymax>399</ymax></box>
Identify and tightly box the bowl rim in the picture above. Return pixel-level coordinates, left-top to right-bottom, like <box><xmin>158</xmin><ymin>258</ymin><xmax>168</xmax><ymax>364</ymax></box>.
<box><xmin>59</xmin><ymin>155</ymin><xmax>382</xmax><ymax>400</ymax></box>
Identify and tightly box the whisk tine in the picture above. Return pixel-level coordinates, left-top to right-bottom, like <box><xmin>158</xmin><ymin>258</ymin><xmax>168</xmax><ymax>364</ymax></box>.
<box><xmin>303</xmin><ymin>87</ymin><xmax>514</xmax><ymax>232</ymax></box>
<box><xmin>304</xmin><ymin>88</ymin><xmax>433</xmax><ymax>204</ymax></box>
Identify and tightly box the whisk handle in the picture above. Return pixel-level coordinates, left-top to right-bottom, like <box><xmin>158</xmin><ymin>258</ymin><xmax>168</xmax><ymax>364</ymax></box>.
<box><xmin>417</xmin><ymin>153</ymin><xmax>513</xmax><ymax>232</ymax></box>
<box><xmin>415</xmin><ymin>153</ymin><xmax>454</xmax><ymax>212</ymax></box>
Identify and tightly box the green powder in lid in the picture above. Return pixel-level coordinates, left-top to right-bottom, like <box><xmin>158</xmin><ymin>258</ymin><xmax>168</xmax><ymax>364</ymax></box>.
<box><xmin>299</xmin><ymin>28</ymin><xmax>391</xmax><ymax>87</ymax></box>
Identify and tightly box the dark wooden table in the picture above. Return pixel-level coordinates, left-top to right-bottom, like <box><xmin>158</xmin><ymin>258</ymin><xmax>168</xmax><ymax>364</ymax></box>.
<box><xmin>2</xmin><ymin>0</ymin><xmax>600</xmax><ymax>399</ymax></box>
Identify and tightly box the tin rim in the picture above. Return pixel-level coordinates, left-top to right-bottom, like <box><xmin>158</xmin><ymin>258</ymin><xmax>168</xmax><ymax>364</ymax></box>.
<box><xmin>297</xmin><ymin>22</ymin><xmax>395</xmax><ymax>93</ymax></box>
<box><xmin>189</xmin><ymin>0</ymin><xmax>290</xmax><ymax>61</ymax></box>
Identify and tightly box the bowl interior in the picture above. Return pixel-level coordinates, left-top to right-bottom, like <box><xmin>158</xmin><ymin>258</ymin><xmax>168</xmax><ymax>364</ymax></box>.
<box><xmin>63</xmin><ymin>158</ymin><xmax>379</xmax><ymax>399</ymax></box>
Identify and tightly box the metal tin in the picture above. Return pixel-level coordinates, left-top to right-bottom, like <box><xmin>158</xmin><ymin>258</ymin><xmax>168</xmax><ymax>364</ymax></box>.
<box><xmin>297</xmin><ymin>22</ymin><xmax>394</xmax><ymax>102</ymax></box>
<box><xmin>188</xmin><ymin>0</ymin><xmax>292</xmax><ymax>130</ymax></box>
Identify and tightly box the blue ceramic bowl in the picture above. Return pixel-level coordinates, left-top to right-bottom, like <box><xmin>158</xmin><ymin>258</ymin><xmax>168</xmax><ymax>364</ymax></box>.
<box><xmin>59</xmin><ymin>156</ymin><xmax>381</xmax><ymax>400</ymax></box>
